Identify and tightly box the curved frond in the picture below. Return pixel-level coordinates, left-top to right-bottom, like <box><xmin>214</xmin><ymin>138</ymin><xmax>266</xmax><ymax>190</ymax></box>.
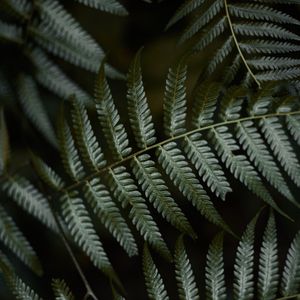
<box><xmin>1</xmin><ymin>176</ymin><xmax>57</xmax><ymax>231</ymax></box>
<box><xmin>127</xmin><ymin>49</ymin><xmax>156</xmax><ymax>148</ymax></box>
<box><xmin>143</xmin><ymin>244</ymin><xmax>169</xmax><ymax>300</ymax></box>
<box><xmin>281</xmin><ymin>231</ymin><xmax>300</xmax><ymax>296</ymax></box>
<box><xmin>205</xmin><ymin>232</ymin><xmax>226</xmax><ymax>300</ymax></box>
<box><xmin>0</xmin><ymin>204</ymin><xmax>42</xmax><ymax>275</ymax></box>
<box><xmin>258</xmin><ymin>211</ymin><xmax>279</xmax><ymax>300</ymax></box>
<box><xmin>52</xmin><ymin>278</ymin><xmax>74</xmax><ymax>300</ymax></box>
<box><xmin>174</xmin><ymin>235</ymin><xmax>200</xmax><ymax>300</ymax></box>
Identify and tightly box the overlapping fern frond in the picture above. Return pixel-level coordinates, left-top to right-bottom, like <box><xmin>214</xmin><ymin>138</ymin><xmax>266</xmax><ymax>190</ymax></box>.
<box><xmin>143</xmin><ymin>210</ymin><xmax>300</xmax><ymax>299</ymax></box>
<box><xmin>0</xmin><ymin>0</ymin><xmax>126</xmax><ymax>146</ymax></box>
<box><xmin>1</xmin><ymin>52</ymin><xmax>299</xmax><ymax>282</ymax></box>
<box><xmin>167</xmin><ymin>0</ymin><xmax>300</xmax><ymax>87</ymax></box>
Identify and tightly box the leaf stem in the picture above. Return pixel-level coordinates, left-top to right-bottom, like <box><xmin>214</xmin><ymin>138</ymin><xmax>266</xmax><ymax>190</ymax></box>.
<box><xmin>223</xmin><ymin>0</ymin><xmax>261</xmax><ymax>88</ymax></box>
<box><xmin>60</xmin><ymin>110</ymin><xmax>300</xmax><ymax>194</ymax></box>
<box><xmin>276</xmin><ymin>294</ymin><xmax>300</xmax><ymax>300</ymax></box>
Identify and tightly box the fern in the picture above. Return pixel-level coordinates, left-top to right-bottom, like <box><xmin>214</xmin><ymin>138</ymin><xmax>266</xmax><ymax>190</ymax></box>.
<box><xmin>142</xmin><ymin>209</ymin><xmax>300</xmax><ymax>299</ymax></box>
<box><xmin>168</xmin><ymin>0</ymin><xmax>300</xmax><ymax>86</ymax></box>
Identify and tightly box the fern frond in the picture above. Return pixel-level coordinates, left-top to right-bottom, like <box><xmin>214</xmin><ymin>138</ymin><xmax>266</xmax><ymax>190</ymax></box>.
<box><xmin>286</xmin><ymin>114</ymin><xmax>300</xmax><ymax>146</ymax></box>
<box><xmin>179</xmin><ymin>0</ymin><xmax>224</xmax><ymax>44</ymax></box>
<box><xmin>163</xmin><ymin>61</ymin><xmax>188</xmax><ymax>137</ymax></box>
<box><xmin>127</xmin><ymin>49</ymin><xmax>156</xmax><ymax>148</ymax></box>
<box><xmin>157</xmin><ymin>142</ymin><xmax>231</xmax><ymax>233</ymax></box>
<box><xmin>17</xmin><ymin>74</ymin><xmax>57</xmax><ymax>147</ymax></box>
<box><xmin>143</xmin><ymin>244</ymin><xmax>169</xmax><ymax>300</ymax></box>
<box><xmin>57</xmin><ymin>107</ymin><xmax>85</xmax><ymax>181</ymax></box>
<box><xmin>184</xmin><ymin>133</ymin><xmax>231</xmax><ymax>200</ymax></box>
<box><xmin>211</xmin><ymin>126</ymin><xmax>288</xmax><ymax>218</ymax></box>
<box><xmin>1</xmin><ymin>0</ymin><xmax>32</xmax><ymax>21</ymax></box>
<box><xmin>260</xmin><ymin>116</ymin><xmax>300</xmax><ymax>187</ymax></box>
<box><xmin>74</xmin><ymin>0</ymin><xmax>128</xmax><ymax>15</ymax></box>
<box><xmin>1</xmin><ymin>176</ymin><xmax>57</xmax><ymax>231</ymax></box>
<box><xmin>168</xmin><ymin>0</ymin><xmax>300</xmax><ymax>85</ymax></box>
<box><xmin>52</xmin><ymin>278</ymin><xmax>74</xmax><ymax>300</ymax></box>
<box><xmin>192</xmin><ymin>81</ymin><xmax>222</xmax><ymax>128</ymax></box>
<box><xmin>71</xmin><ymin>99</ymin><xmax>106</xmax><ymax>171</ymax></box>
<box><xmin>95</xmin><ymin>64</ymin><xmax>131</xmax><ymax>160</ymax></box>
<box><xmin>28</xmin><ymin>48</ymin><xmax>91</xmax><ymax>104</ymax></box>
<box><xmin>83</xmin><ymin>178</ymin><xmax>138</xmax><ymax>257</ymax></box>
<box><xmin>107</xmin><ymin>166</ymin><xmax>171</xmax><ymax>260</ymax></box>
<box><xmin>233</xmin><ymin>212</ymin><xmax>260</xmax><ymax>300</ymax></box>
<box><xmin>60</xmin><ymin>192</ymin><xmax>116</xmax><ymax>279</ymax></box>
<box><xmin>0</xmin><ymin>252</ymin><xmax>42</xmax><ymax>300</ymax></box>
<box><xmin>258</xmin><ymin>211</ymin><xmax>279</xmax><ymax>300</ymax></box>
<box><xmin>281</xmin><ymin>231</ymin><xmax>300</xmax><ymax>296</ymax></box>
<box><xmin>31</xmin><ymin>155</ymin><xmax>65</xmax><ymax>191</ymax></box>
<box><xmin>236</xmin><ymin>120</ymin><xmax>296</xmax><ymax>205</ymax></box>
<box><xmin>174</xmin><ymin>235</ymin><xmax>200</xmax><ymax>300</ymax></box>
<box><xmin>0</xmin><ymin>204</ymin><xmax>42</xmax><ymax>275</ymax></box>
<box><xmin>229</xmin><ymin>4</ymin><xmax>300</xmax><ymax>25</ymax></box>
<box><xmin>0</xmin><ymin>108</ymin><xmax>9</xmax><ymax>175</ymax></box>
<box><xmin>132</xmin><ymin>154</ymin><xmax>196</xmax><ymax>238</ymax></box>
<box><xmin>205</xmin><ymin>232</ymin><xmax>226</xmax><ymax>300</ymax></box>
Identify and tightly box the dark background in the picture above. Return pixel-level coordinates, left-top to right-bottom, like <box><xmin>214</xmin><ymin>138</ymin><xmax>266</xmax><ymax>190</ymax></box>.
<box><xmin>1</xmin><ymin>0</ymin><xmax>300</xmax><ymax>299</ymax></box>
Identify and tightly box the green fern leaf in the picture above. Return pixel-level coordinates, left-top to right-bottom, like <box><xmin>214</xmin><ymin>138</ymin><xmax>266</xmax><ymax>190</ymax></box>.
<box><xmin>31</xmin><ymin>155</ymin><xmax>65</xmax><ymax>191</ymax></box>
<box><xmin>0</xmin><ymin>253</ymin><xmax>42</xmax><ymax>300</ymax></box>
<box><xmin>184</xmin><ymin>133</ymin><xmax>232</xmax><ymax>200</ymax></box>
<box><xmin>60</xmin><ymin>192</ymin><xmax>116</xmax><ymax>279</ymax></box>
<box><xmin>0</xmin><ymin>108</ymin><xmax>9</xmax><ymax>175</ymax></box>
<box><xmin>0</xmin><ymin>204</ymin><xmax>42</xmax><ymax>275</ymax></box>
<box><xmin>71</xmin><ymin>99</ymin><xmax>106</xmax><ymax>171</ymax></box>
<box><xmin>57</xmin><ymin>108</ymin><xmax>85</xmax><ymax>181</ymax></box>
<box><xmin>74</xmin><ymin>0</ymin><xmax>128</xmax><ymax>15</ymax></box>
<box><xmin>1</xmin><ymin>0</ymin><xmax>32</xmax><ymax>21</ymax></box>
<box><xmin>211</xmin><ymin>126</ymin><xmax>288</xmax><ymax>218</ymax></box>
<box><xmin>52</xmin><ymin>278</ymin><xmax>74</xmax><ymax>300</ymax></box>
<box><xmin>175</xmin><ymin>235</ymin><xmax>200</xmax><ymax>300</ymax></box>
<box><xmin>205</xmin><ymin>232</ymin><xmax>226</xmax><ymax>300</ymax></box>
<box><xmin>240</xmin><ymin>40</ymin><xmax>300</xmax><ymax>55</ymax></box>
<box><xmin>1</xmin><ymin>176</ymin><xmax>57</xmax><ymax>231</ymax></box>
<box><xmin>163</xmin><ymin>61</ymin><xmax>188</xmax><ymax>137</ymax></box>
<box><xmin>281</xmin><ymin>231</ymin><xmax>300</xmax><ymax>296</ymax></box>
<box><xmin>286</xmin><ymin>114</ymin><xmax>300</xmax><ymax>146</ymax></box>
<box><xmin>17</xmin><ymin>74</ymin><xmax>57</xmax><ymax>147</ymax></box>
<box><xmin>157</xmin><ymin>142</ymin><xmax>231</xmax><ymax>233</ymax></box>
<box><xmin>258</xmin><ymin>211</ymin><xmax>279</xmax><ymax>300</ymax></box>
<box><xmin>83</xmin><ymin>178</ymin><xmax>138</xmax><ymax>257</ymax></box>
<box><xmin>127</xmin><ymin>49</ymin><xmax>156</xmax><ymax>148</ymax></box>
<box><xmin>233</xmin><ymin>212</ymin><xmax>260</xmax><ymax>300</ymax></box>
<box><xmin>260</xmin><ymin>116</ymin><xmax>300</xmax><ymax>187</ymax></box>
<box><xmin>236</xmin><ymin>120</ymin><xmax>296</xmax><ymax>206</ymax></box>
<box><xmin>28</xmin><ymin>48</ymin><xmax>91</xmax><ymax>104</ymax></box>
<box><xmin>95</xmin><ymin>64</ymin><xmax>131</xmax><ymax>160</ymax></box>
<box><xmin>179</xmin><ymin>0</ymin><xmax>224</xmax><ymax>44</ymax></box>
<box><xmin>107</xmin><ymin>166</ymin><xmax>171</xmax><ymax>260</ymax></box>
<box><xmin>192</xmin><ymin>81</ymin><xmax>222</xmax><ymax>128</ymax></box>
<box><xmin>132</xmin><ymin>154</ymin><xmax>196</xmax><ymax>238</ymax></box>
<box><xmin>229</xmin><ymin>4</ymin><xmax>300</xmax><ymax>25</ymax></box>
<box><xmin>143</xmin><ymin>244</ymin><xmax>169</xmax><ymax>300</ymax></box>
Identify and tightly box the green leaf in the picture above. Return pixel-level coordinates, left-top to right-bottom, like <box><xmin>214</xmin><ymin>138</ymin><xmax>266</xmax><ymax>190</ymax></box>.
<box><xmin>205</xmin><ymin>232</ymin><xmax>226</xmax><ymax>300</ymax></box>
<box><xmin>143</xmin><ymin>244</ymin><xmax>169</xmax><ymax>300</ymax></box>
<box><xmin>174</xmin><ymin>235</ymin><xmax>200</xmax><ymax>300</ymax></box>
<box><xmin>0</xmin><ymin>108</ymin><xmax>10</xmax><ymax>175</ymax></box>
<box><xmin>52</xmin><ymin>278</ymin><xmax>74</xmax><ymax>300</ymax></box>
<box><xmin>127</xmin><ymin>49</ymin><xmax>156</xmax><ymax>148</ymax></box>
<box><xmin>281</xmin><ymin>231</ymin><xmax>300</xmax><ymax>296</ymax></box>
<box><xmin>258</xmin><ymin>211</ymin><xmax>279</xmax><ymax>300</ymax></box>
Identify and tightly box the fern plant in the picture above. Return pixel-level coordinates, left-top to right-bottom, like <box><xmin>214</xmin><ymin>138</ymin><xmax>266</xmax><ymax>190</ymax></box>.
<box><xmin>167</xmin><ymin>0</ymin><xmax>300</xmax><ymax>88</ymax></box>
<box><xmin>0</xmin><ymin>0</ymin><xmax>126</xmax><ymax>147</ymax></box>
<box><xmin>0</xmin><ymin>1</ymin><xmax>300</xmax><ymax>299</ymax></box>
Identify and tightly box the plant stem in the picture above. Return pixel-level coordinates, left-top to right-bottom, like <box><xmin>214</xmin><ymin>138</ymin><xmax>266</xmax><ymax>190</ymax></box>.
<box><xmin>223</xmin><ymin>0</ymin><xmax>261</xmax><ymax>88</ymax></box>
<box><xmin>276</xmin><ymin>294</ymin><xmax>300</xmax><ymax>300</ymax></box>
